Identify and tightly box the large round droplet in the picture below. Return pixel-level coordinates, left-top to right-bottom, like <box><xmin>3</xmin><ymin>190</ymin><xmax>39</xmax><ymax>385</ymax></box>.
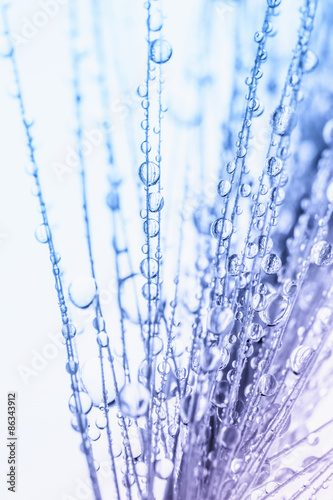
<box><xmin>261</xmin><ymin>253</ymin><xmax>282</xmax><ymax>275</ymax></box>
<box><xmin>118</xmin><ymin>383</ymin><xmax>150</xmax><ymax>418</ymax></box>
<box><xmin>248</xmin><ymin>323</ymin><xmax>264</xmax><ymax>342</ymax></box>
<box><xmin>148</xmin><ymin>192</ymin><xmax>164</xmax><ymax>212</ymax></box>
<box><xmin>220</xmin><ymin>426</ymin><xmax>240</xmax><ymax>448</ymax></box>
<box><xmin>311</xmin><ymin>241</ymin><xmax>333</xmax><ymax>266</ymax></box>
<box><xmin>143</xmin><ymin>219</ymin><xmax>159</xmax><ymax>238</ymax></box>
<box><xmin>200</xmin><ymin>346</ymin><xmax>223</xmax><ymax>372</ymax></box>
<box><xmin>69</xmin><ymin>391</ymin><xmax>92</xmax><ymax>415</ymax></box>
<box><xmin>259</xmin><ymin>294</ymin><xmax>289</xmax><ymax>326</ymax></box>
<box><xmin>69</xmin><ymin>275</ymin><xmax>97</xmax><ymax>309</ymax></box>
<box><xmin>290</xmin><ymin>345</ymin><xmax>314</xmax><ymax>374</ymax></box>
<box><xmin>150</xmin><ymin>39</ymin><xmax>172</xmax><ymax>64</ymax></box>
<box><xmin>139</xmin><ymin>162</ymin><xmax>160</xmax><ymax>186</ymax></box>
<box><xmin>211</xmin><ymin>380</ymin><xmax>229</xmax><ymax>407</ymax></box>
<box><xmin>259</xmin><ymin>374</ymin><xmax>277</xmax><ymax>396</ymax></box>
<box><xmin>81</xmin><ymin>355</ymin><xmax>125</xmax><ymax>406</ymax></box>
<box><xmin>266</xmin><ymin>156</ymin><xmax>283</xmax><ymax>176</ymax></box>
<box><xmin>35</xmin><ymin>223</ymin><xmax>50</xmax><ymax>244</ymax></box>
<box><xmin>140</xmin><ymin>258</ymin><xmax>158</xmax><ymax>279</ymax></box>
<box><xmin>207</xmin><ymin>306</ymin><xmax>234</xmax><ymax>335</ymax></box>
<box><xmin>155</xmin><ymin>458</ymin><xmax>174</xmax><ymax>479</ymax></box>
<box><xmin>218</xmin><ymin>180</ymin><xmax>231</xmax><ymax>197</ymax></box>
<box><xmin>211</xmin><ymin>218</ymin><xmax>233</xmax><ymax>240</ymax></box>
<box><xmin>272</xmin><ymin>105</ymin><xmax>297</xmax><ymax>136</ymax></box>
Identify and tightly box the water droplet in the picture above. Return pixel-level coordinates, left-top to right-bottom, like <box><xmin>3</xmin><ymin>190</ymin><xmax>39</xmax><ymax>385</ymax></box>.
<box><xmin>258</xmin><ymin>235</ymin><xmax>273</xmax><ymax>255</ymax></box>
<box><xmin>155</xmin><ymin>458</ymin><xmax>174</xmax><ymax>479</ymax></box>
<box><xmin>139</xmin><ymin>161</ymin><xmax>160</xmax><ymax>186</ymax></box>
<box><xmin>81</xmin><ymin>355</ymin><xmax>125</xmax><ymax>406</ymax></box>
<box><xmin>207</xmin><ymin>306</ymin><xmax>234</xmax><ymax>335</ymax></box>
<box><xmin>261</xmin><ymin>253</ymin><xmax>282</xmax><ymax>274</ymax></box>
<box><xmin>266</xmin><ymin>156</ymin><xmax>283</xmax><ymax>176</ymax></box>
<box><xmin>211</xmin><ymin>218</ymin><xmax>233</xmax><ymax>239</ymax></box>
<box><xmin>35</xmin><ymin>223</ymin><xmax>50</xmax><ymax>244</ymax></box>
<box><xmin>69</xmin><ymin>276</ymin><xmax>96</xmax><ymax>309</ymax></box>
<box><xmin>142</xmin><ymin>282</ymin><xmax>158</xmax><ymax>300</ymax></box>
<box><xmin>143</xmin><ymin>219</ymin><xmax>159</xmax><ymax>238</ymax></box>
<box><xmin>218</xmin><ymin>179</ymin><xmax>231</xmax><ymax>197</ymax></box>
<box><xmin>259</xmin><ymin>374</ymin><xmax>277</xmax><ymax>396</ymax></box>
<box><xmin>256</xmin><ymin>203</ymin><xmax>266</xmax><ymax>218</ymax></box>
<box><xmin>267</xmin><ymin>0</ymin><xmax>281</xmax><ymax>7</ymax></box>
<box><xmin>150</xmin><ymin>39</ymin><xmax>172</xmax><ymax>64</ymax></box>
<box><xmin>259</xmin><ymin>294</ymin><xmax>289</xmax><ymax>326</ymax></box>
<box><xmin>97</xmin><ymin>331</ymin><xmax>109</xmax><ymax>348</ymax></box>
<box><xmin>272</xmin><ymin>105</ymin><xmax>297</xmax><ymax>136</ymax></box>
<box><xmin>301</xmin><ymin>50</ymin><xmax>318</xmax><ymax>72</ymax></box>
<box><xmin>246</xmin><ymin>242</ymin><xmax>258</xmax><ymax>259</ymax></box>
<box><xmin>290</xmin><ymin>345</ymin><xmax>314</xmax><ymax>374</ymax></box>
<box><xmin>69</xmin><ymin>391</ymin><xmax>92</xmax><ymax>415</ymax></box>
<box><xmin>240</xmin><ymin>184</ymin><xmax>251</xmax><ymax>197</ymax></box>
<box><xmin>148</xmin><ymin>192</ymin><xmax>164</xmax><ymax>212</ymax></box>
<box><xmin>140</xmin><ymin>257</ymin><xmax>158</xmax><ymax>278</ymax></box>
<box><xmin>62</xmin><ymin>323</ymin><xmax>76</xmax><ymax>339</ymax></box>
<box><xmin>220</xmin><ymin>426</ymin><xmax>240</xmax><ymax>448</ymax></box>
<box><xmin>248</xmin><ymin>323</ymin><xmax>264</xmax><ymax>342</ymax></box>
<box><xmin>119</xmin><ymin>383</ymin><xmax>150</xmax><ymax>418</ymax></box>
<box><xmin>212</xmin><ymin>380</ymin><xmax>229</xmax><ymax>407</ymax></box>
<box><xmin>226</xmin><ymin>161</ymin><xmax>236</xmax><ymax>174</ymax></box>
<box><xmin>228</xmin><ymin>254</ymin><xmax>240</xmax><ymax>276</ymax></box>
<box><xmin>311</xmin><ymin>241</ymin><xmax>333</xmax><ymax>266</ymax></box>
<box><xmin>200</xmin><ymin>346</ymin><xmax>223</xmax><ymax>372</ymax></box>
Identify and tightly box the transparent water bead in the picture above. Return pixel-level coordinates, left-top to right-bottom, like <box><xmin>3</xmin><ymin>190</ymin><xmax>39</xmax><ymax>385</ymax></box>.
<box><xmin>143</xmin><ymin>219</ymin><xmax>159</xmax><ymax>238</ymax></box>
<box><xmin>246</xmin><ymin>242</ymin><xmax>258</xmax><ymax>259</ymax></box>
<box><xmin>118</xmin><ymin>383</ymin><xmax>150</xmax><ymax>418</ymax></box>
<box><xmin>290</xmin><ymin>345</ymin><xmax>314</xmax><ymax>374</ymax></box>
<box><xmin>81</xmin><ymin>356</ymin><xmax>125</xmax><ymax>406</ymax></box>
<box><xmin>272</xmin><ymin>105</ymin><xmax>297</xmax><ymax>136</ymax></box>
<box><xmin>200</xmin><ymin>345</ymin><xmax>223</xmax><ymax>372</ymax></box>
<box><xmin>148</xmin><ymin>192</ymin><xmax>164</xmax><ymax>212</ymax></box>
<box><xmin>259</xmin><ymin>373</ymin><xmax>277</xmax><ymax>396</ymax></box>
<box><xmin>69</xmin><ymin>391</ymin><xmax>92</xmax><ymax>415</ymax></box>
<box><xmin>259</xmin><ymin>294</ymin><xmax>289</xmax><ymax>326</ymax></box>
<box><xmin>140</xmin><ymin>257</ymin><xmax>158</xmax><ymax>278</ymax></box>
<box><xmin>150</xmin><ymin>39</ymin><xmax>172</xmax><ymax>64</ymax></box>
<box><xmin>139</xmin><ymin>161</ymin><xmax>160</xmax><ymax>186</ymax></box>
<box><xmin>69</xmin><ymin>275</ymin><xmax>96</xmax><ymax>309</ymax></box>
<box><xmin>211</xmin><ymin>380</ymin><xmax>229</xmax><ymax>407</ymax></box>
<box><xmin>301</xmin><ymin>49</ymin><xmax>318</xmax><ymax>72</ymax></box>
<box><xmin>35</xmin><ymin>223</ymin><xmax>50</xmax><ymax>243</ymax></box>
<box><xmin>267</xmin><ymin>0</ymin><xmax>281</xmax><ymax>6</ymax></box>
<box><xmin>155</xmin><ymin>458</ymin><xmax>174</xmax><ymax>479</ymax></box>
<box><xmin>220</xmin><ymin>426</ymin><xmax>240</xmax><ymax>448</ymax></box>
<box><xmin>311</xmin><ymin>241</ymin><xmax>333</xmax><ymax>266</ymax></box>
<box><xmin>218</xmin><ymin>179</ymin><xmax>232</xmax><ymax>197</ymax></box>
<box><xmin>207</xmin><ymin>306</ymin><xmax>234</xmax><ymax>335</ymax></box>
<box><xmin>266</xmin><ymin>156</ymin><xmax>283</xmax><ymax>176</ymax></box>
<box><xmin>211</xmin><ymin>218</ymin><xmax>233</xmax><ymax>240</ymax></box>
<box><xmin>248</xmin><ymin>323</ymin><xmax>264</xmax><ymax>342</ymax></box>
<box><xmin>261</xmin><ymin>253</ymin><xmax>282</xmax><ymax>274</ymax></box>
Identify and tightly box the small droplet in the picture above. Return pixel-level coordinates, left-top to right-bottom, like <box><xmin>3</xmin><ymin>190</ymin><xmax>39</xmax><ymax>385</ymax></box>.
<box><xmin>140</xmin><ymin>258</ymin><xmax>158</xmax><ymax>278</ymax></box>
<box><xmin>248</xmin><ymin>323</ymin><xmax>264</xmax><ymax>342</ymax></box>
<box><xmin>143</xmin><ymin>219</ymin><xmax>159</xmax><ymax>238</ymax></box>
<box><xmin>150</xmin><ymin>39</ymin><xmax>172</xmax><ymax>64</ymax></box>
<box><xmin>155</xmin><ymin>458</ymin><xmax>174</xmax><ymax>479</ymax></box>
<box><xmin>220</xmin><ymin>426</ymin><xmax>240</xmax><ymax>448</ymax></box>
<box><xmin>301</xmin><ymin>49</ymin><xmax>318</xmax><ymax>72</ymax></box>
<box><xmin>148</xmin><ymin>192</ymin><xmax>164</xmax><ymax>212</ymax></box>
<box><xmin>240</xmin><ymin>184</ymin><xmax>251</xmax><ymax>197</ymax></box>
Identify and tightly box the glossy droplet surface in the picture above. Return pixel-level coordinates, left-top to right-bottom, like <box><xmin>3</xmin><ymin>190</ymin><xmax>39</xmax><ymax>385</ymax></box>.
<box><xmin>150</xmin><ymin>39</ymin><xmax>172</xmax><ymax>64</ymax></box>
<box><xmin>261</xmin><ymin>253</ymin><xmax>282</xmax><ymax>274</ymax></box>
<box><xmin>266</xmin><ymin>156</ymin><xmax>283</xmax><ymax>176</ymax></box>
<box><xmin>211</xmin><ymin>218</ymin><xmax>233</xmax><ymax>240</ymax></box>
<box><xmin>140</xmin><ymin>257</ymin><xmax>158</xmax><ymax>278</ymax></box>
<box><xmin>35</xmin><ymin>224</ymin><xmax>50</xmax><ymax>244</ymax></box>
<box><xmin>148</xmin><ymin>192</ymin><xmax>164</xmax><ymax>212</ymax></box>
<box><xmin>69</xmin><ymin>275</ymin><xmax>96</xmax><ymax>309</ymax></box>
<box><xmin>207</xmin><ymin>306</ymin><xmax>234</xmax><ymax>335</ymax></box>
<box><xmin>259</xmin><ymin>374</ymin><xmax>277</xmax><ymax>396</ymax></box>
<box><xmin>218</xmin><ymin>180</ymin><xmax>231</xmax><ymax>197</ymax></box>
<box><xmin>290</xmin><ymin>345</ymin><xmax>314</xmax><ymax>374</ymax></box>
<box><xmin>272</xmin><ymin>105</ymin><xmax>297</xmax><ymax>136</ymax></box>
<box><xmin>259</xmin><ymin>294</ymin><xmax>289</xmax><ymax>326</ymax></box>
<box><xmin>139</xmin><ymin>161</ymin><xmax>160</xmax><ymax>186</ymax></box>
<box><xmin>311</xmin><ymin>241</ymin><xmax>333</xmax><ymax>266</ymax></box>
<box><xmin>155</xmin><ymin>458</ymin><xmax>174</xmax><ymax>479</ymax></box>
<box><xmin>118</xmin><ymin>383</ymin><xmax>150</xmax><ymax>418</ymax></box>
